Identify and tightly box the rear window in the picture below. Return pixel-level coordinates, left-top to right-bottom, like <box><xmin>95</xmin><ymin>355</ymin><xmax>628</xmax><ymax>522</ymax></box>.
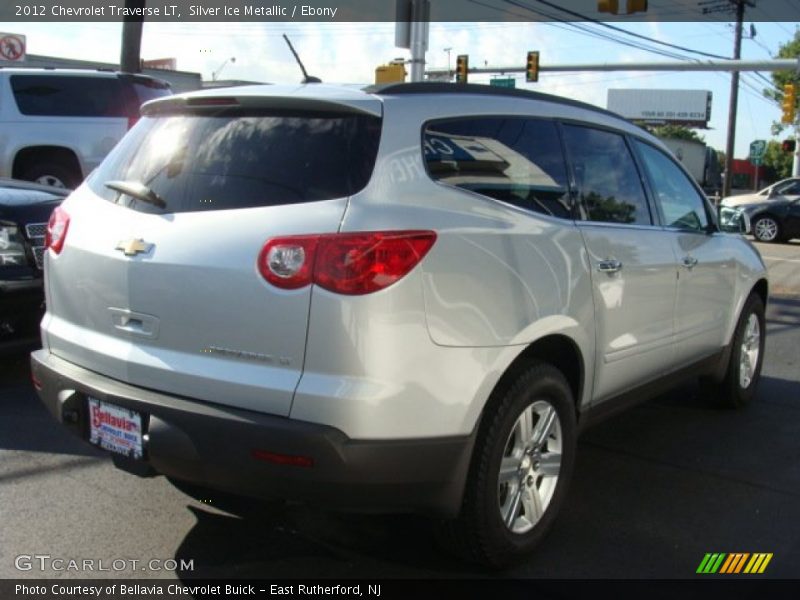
<box><xmin>87</xmin><ymin>111</ymin><xmax>382</xmax><ymax>213</ymax></box>
<box><xmin>11</xmin><ymin>75</ymin><xmax>127</xmax><ymax>117</ymax></box>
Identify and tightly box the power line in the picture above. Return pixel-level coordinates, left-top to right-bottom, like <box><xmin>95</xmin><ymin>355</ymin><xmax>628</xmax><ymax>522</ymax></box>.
<box><xmin>498</xmin><ymin>0</ymin><xmax>704</xmax><ymax>62</ymax></box>
<box><xmin>530</xmin><ymin>0</ymin><xmax>731</xmax><ymax>59</ymax></box>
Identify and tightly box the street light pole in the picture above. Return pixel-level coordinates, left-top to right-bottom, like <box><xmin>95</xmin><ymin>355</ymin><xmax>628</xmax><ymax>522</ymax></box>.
<box><xmin>212</xmin><ymin>57</ymin><xmax>236</xmax><ymax>82</ymax></box>
<box><xmin>444</xmin><ymin>47</ymin><xmax>452</xmax><ymax>81</ymax></box>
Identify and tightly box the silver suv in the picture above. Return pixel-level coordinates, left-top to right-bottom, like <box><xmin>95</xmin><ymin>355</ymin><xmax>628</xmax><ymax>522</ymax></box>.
<box><xmin>31</xmin><ymin>83</ymin><xmax>768</xmax><ymax>567</ymax></box>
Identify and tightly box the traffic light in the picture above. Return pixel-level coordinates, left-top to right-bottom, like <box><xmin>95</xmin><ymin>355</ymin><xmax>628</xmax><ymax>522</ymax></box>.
<box><xmin>455</xmin><ymin>54</ymin><xmax>468</xmax><ymax>84</ymax></box>
<box><xmin>526</xmin><ymin>51</ymin><xmax>540</xmax><ymax>83</ymax></box>
<box><xmin>598</xmin><ymin>0</ymin><xmax>619</xmax><ymax>12</ymax></box>
<box><xmin>598</xmin><ymin>0</ymin><xmax>647</xmax><ymax>13</ymax></box>
<box><xmin>375</xmin><ymin>61</ymin><xmax>406</xmax><ymax>84</ymax></box>
<box><xmin>782</xmin><ymin>139</ymin><xmax>797</xmax><ymax>153</ymax></box>
<box><xmin>625</xmin><ymin>0</ymin><xmax>648</xmax><ymax>13</ymax></box>
<box><xmin>782</xmin><ymin>83</ymin><xmax>796</xmax><ymax>124</ymax></box>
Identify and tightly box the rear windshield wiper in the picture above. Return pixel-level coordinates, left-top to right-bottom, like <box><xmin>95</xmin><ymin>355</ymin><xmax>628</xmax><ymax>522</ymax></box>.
<box><xmin>105</xmin><ymin>180</ymin><xmax>167</xmax><ymax>210</ymax></box>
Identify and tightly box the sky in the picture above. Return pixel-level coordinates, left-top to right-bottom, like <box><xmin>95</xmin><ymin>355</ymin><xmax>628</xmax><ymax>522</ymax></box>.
<box><xmin>1</xmin><ymin>19</ymin><xmax>798</xmax><ymax>158</ymax></box>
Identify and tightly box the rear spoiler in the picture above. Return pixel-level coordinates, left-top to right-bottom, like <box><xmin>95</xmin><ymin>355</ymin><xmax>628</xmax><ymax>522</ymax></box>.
<box><xmin>142</xmin><ymin>89</ymin><xmax>382</xmax><ymax>118</ymax></box>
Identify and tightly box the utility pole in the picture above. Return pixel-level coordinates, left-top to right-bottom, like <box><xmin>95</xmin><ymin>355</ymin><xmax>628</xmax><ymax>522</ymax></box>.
<box><xmin>722</xmin><ymin>0</ymin><xmax>745</xmax><ymax>198</ymax></box>
<box><xmin>395</xmin><ymin>0</ymin><xmax>430</xmax><ymax>83</ymax></box>
<box><xmin>408</xmin><ymin>0</ymin><xmax>429</xmax><ymax>82</ymax></box>
<box><xmin>120</xmin><ymin>0</ymin><xmax>145</xmax><ymax>73</ymax></box>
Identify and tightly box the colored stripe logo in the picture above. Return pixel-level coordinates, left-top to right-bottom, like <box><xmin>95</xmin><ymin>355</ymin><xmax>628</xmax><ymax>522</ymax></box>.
<box><xmin>697</xmin><ymin>553</ymin><xmax>773</xmax><ymax>574</ymax></box>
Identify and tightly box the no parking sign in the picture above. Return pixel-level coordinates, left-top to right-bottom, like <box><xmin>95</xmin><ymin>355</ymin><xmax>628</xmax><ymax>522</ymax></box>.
<box><xmin>0</xmin><ymin>33</ymin><xmax>26</xmax><ymax>62</ymax></box>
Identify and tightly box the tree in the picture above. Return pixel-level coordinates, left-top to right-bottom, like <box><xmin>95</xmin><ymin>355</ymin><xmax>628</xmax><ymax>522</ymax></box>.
<box><xmin>648</xmin><ymin>124</ymin><xmax>706</xmax><ymax>143</ymax></box>
<box><xmin>762</xmin><ymin>140</ymin><xmax>793</xmax><ymax>180</ymax></box>
<box><xmin>716</xmin><ymin>149</ymin><xmax>726</xmax><ymax>170</ymax></box>
<box><xmin>764</xmin><ymin>30</ymin><xmax>800</xmax><ymax>134</ymax></box>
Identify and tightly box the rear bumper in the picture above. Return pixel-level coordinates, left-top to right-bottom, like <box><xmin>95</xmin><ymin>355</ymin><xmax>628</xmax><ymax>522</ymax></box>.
<box><xmin>30</xmin><ymin>350</ymin><xmax>474</xmax><ymax>517</ymax></box>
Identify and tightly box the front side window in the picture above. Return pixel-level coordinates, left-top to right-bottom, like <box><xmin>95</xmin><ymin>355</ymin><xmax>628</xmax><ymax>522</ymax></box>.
<box><xmin>562</xmin><ymin>124</ymin><xmax>651</xmax><ymax>226</ymax></box>
<box><xmin>635</xmin><ymin>141</ymin><xmax>709</xmax><ymax>232</ymax></box>
<box><xmin>423</xmin><ymin>117</ymin><xmax>571</xmax><ymax>219</ymax></box>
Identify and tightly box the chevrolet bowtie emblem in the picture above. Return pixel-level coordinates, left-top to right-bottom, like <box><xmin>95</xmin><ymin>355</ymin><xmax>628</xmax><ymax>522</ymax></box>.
<box><xmin>115</xmin><ymin>239</ymin><xmax>153</xmax><ymax>256</ymax></box>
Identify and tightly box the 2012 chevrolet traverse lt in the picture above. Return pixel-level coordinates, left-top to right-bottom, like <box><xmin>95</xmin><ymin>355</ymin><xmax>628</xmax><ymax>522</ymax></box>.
<box><xmin>31</xmin><ymin>83</ymin><xmax>767</xmax><ymax>566</ymax></box>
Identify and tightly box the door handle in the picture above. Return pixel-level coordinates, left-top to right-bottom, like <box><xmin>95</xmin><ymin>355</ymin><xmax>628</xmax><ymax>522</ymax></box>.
<box><xmin>597</xmin><ymin>259</ymin><xmax>622</xmax><ymax>273</ymax></box>
<box><xmin>681</xmin><ymin>256</ymin><xmax>698</xmax><ymax>269</ymax></box>
<box><xmin>109</xmin><ymin>308</ymin><xmax>159</xmax><ymax>339</ymax></box>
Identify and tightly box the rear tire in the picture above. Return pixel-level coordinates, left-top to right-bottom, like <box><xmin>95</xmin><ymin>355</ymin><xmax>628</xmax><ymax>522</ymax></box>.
<box><xmin>701</xmin><ymin>294</ymin><xmax>765</xmax><ymax>409</ymax></box>
<box><xmin>439</xmin><ymin>362</ymin><xmax>576</xmax><ymax>568</ymax></box>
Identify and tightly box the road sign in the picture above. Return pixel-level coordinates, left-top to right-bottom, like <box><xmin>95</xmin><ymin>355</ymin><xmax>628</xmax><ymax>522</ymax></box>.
<box><xmin>749</xmin><ymin>139</ymin><xmax>767</xmax><ymax>160</ymax></box>
<box><xmin>750</xmin><ymin>156</ymin><xmax>763</xmax><ymax>167</ymax></box>
<box><xmin>490</xmin><ymin>77</ymin><xmax>516</xmax><ymax>88</ymax></box>
<box><xmin>0</xmin><ymin>33</ymin><xmax>25</xmax><ymax>62</ymax></box>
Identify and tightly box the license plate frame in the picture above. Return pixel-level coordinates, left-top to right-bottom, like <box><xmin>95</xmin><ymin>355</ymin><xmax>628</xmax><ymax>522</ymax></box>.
<box><xmin>87</xmin><ymin>397</ymin><xmax>144</xmax><ymax>460</ymax></box>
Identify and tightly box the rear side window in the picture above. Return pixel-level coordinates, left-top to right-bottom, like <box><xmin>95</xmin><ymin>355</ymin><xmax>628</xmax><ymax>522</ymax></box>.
<box><xmin>423</xmin><ymin>117</ymin><xmax>571</xmax><ymax>219</ymax></box>
<box><xmin>87</xmin><ymin>111</ymin><xmax>382</xmax><ymax>213</ymax></box>
<box><xmin>562</xmin><ymin>124</ymin><xmax>652</xmax><ymax>226</ymax></box>
<box><xmin>11</xmin><ymin>75</ymin><xmax>127</xmax><ymax>117</ymax></box>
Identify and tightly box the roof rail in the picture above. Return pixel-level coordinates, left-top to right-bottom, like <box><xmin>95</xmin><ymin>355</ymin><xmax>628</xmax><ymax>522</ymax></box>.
<box><xmin>365</xmin><ymin>81</ymin><xmax>620</xmax><ymax>120</ymax></box>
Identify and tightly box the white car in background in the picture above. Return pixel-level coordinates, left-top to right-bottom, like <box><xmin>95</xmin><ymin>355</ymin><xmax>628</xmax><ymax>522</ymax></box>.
<box><xmin>721</xmin><ymin>177</ymin><xmax>800</xmax><ymax>208</ymax></box>
<box><xmin>0</xmin><ymin>69</ymin><xmax>171</xmax><ymax>189</ymax></box>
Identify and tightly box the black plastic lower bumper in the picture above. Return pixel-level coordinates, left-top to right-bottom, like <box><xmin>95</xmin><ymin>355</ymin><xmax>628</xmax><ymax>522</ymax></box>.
<box><xmin>30</xmin><ymin>350</ymin><xmax>475</xmax><ymax>517</ymax></box>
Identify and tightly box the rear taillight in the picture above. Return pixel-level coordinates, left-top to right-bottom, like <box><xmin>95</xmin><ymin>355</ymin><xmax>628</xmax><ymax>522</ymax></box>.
<box><xmin>45</xmin><ymin>206</ymin><xmax>70</xmax><ymax>255</ymax></box>
<box><xmin>258</xmin><ymin>231</ymin><xmax>437</xmax><ymax>295</ymax></box>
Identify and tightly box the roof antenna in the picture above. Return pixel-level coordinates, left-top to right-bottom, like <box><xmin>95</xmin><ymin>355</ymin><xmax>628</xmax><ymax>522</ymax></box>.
<box><xmin>282</xmin><ymin>34</ymin><xmax>321</xmax><ymax>83</ymax></box>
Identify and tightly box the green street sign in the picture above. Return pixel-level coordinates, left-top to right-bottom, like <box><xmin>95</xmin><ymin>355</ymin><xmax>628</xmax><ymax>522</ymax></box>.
<box><xmin>490</xmin><ymin>77</ymin><xmax>516</xmax><ymax>88</ymax></box>
<box><xmin>751</xmin><ymin>156</ymin><xmax>763</xmax><ymax>166</ymax></box>
<box><xmin>749</xmin><ymin>139</ymin><xmax>767</xmax><ymax>160</ymax></box>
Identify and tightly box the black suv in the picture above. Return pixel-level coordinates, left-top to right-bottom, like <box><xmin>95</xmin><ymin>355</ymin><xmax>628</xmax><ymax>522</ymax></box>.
<box><xmin>0</xmin><ymin>178</ymin><xmax>67</xmax><ymax>354</ymax></box>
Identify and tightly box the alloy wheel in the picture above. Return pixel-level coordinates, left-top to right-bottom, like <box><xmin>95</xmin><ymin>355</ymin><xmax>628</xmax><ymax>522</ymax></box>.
<box><xmin>497</xmin><ymin>399</ymin><xmax>562</xmax><ymax>534</ymax></box>
<box><xmin>739</xmin><ymin>313</ymin><xmax>761</xmax><ymax>389</ymax></box>
<box><xmin>754</xmin><ymin>217</ymin><xmax>778</xmax><ymax>242</ymax></box>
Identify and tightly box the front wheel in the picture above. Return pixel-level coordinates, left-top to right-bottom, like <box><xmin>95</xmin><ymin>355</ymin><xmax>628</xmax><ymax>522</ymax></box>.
<box><xmin>752</xmin><ymin>215</ymin><xmax>781</xmax><ymax>243</ymax></box>
<box><xmin>702</xmin><ymin>294</ymin><xmax>765</xmax><ymax>409</ymax></box>
<box><xmin>440</xmin><ymin>362</ymin><xmax>576</xmax><ymax>568</ymax></box>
